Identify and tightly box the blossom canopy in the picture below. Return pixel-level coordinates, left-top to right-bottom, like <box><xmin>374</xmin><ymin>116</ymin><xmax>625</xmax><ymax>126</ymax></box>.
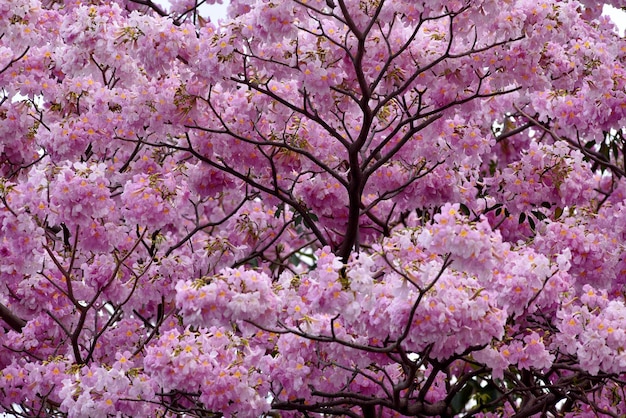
<box><xmin>1</xmin><ymin>0</ymin><xmax>626</xmax><ymax>416</ymax></box>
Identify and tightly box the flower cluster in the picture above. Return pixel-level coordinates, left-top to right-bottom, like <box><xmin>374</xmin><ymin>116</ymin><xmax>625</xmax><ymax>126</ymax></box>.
<box><xmin>49</xmin><ymin>162</ymin><xmax>113</xmax><ymax>227</ymax></box>
<box><xmin>120</xmin><ymin>173</ymin><xmax>181</xmax><ymax>230</ymax></box>
<box><xmin>417</xmin><ymin>203</ymin><xmax>501</xmax><ymax>278</ymax></box>
<box><xmin>176</xmin><ymin>267</ymin><xmax>278</xmax><ymax>330</ymax></box>
<box><xmin>533</xmin><ymin>216</ymin><xmax>622</xmax><ymax>291</ymax></box>
<box><xmin>385</xmin><ymin>265</ymin><xmax>507</xmax><ymax>359</ymax></box>
<box><xmin>474</xmin><ymin>331</ymin><xmax>555</xmax><ymax>380</ymax></box>
<box><xmin>59</xmin><ymin>353</ymin><xmax>159</xmax><ymax>418</ymax></box>
<box><xmin>143</xmin><ymin>327</ymin><xmax>271</xmax><ymax>416</ymax></box>
<box><xmin>2</xmin><ymin>0</ymin><xmax>626</xmax><ymax>416</ymax></box>
<box><xmin>0</xmin><ymin>358</ymin><xmax>68</xmax><ymax>413</ymax></box>
<box><xmin>488</xmin><ymin>141</ymin><xmax>597</xmax><ymax>216</ymax></box>
<box><xmin>554</xmin><ymin>286</ymin><xmax>626</xmax><ymax>376</ymax></box>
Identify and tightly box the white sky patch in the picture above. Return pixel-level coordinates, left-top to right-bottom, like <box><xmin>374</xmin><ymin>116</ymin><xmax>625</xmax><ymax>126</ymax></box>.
<box><xmin>604</xmin><ymin>4</ymin><xmax>626</xmax><ymax>36</ymax></box>
<box><xmin>154</xmin><ymin>2</ymin><xmax>625</xmax><ymax>35</ymax></box>
<box><xmin>153</xmin><ymin>0</ymin><xmax>229</xmax><ymax>22</ymax></box>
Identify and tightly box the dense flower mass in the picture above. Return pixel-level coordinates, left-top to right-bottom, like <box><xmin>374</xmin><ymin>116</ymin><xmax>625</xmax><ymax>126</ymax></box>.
<box><xmin>1</xmin><ymin>0</ymin><xmax>626</xmax><ymax>416</ymax></box>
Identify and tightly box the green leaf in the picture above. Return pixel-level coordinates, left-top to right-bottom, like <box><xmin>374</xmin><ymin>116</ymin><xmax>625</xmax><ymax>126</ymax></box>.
<box><xmin>531</xmin><ymin>210</ymin><xmax>547</xmax><ymax>221</ymax></box>
<box><xmin>477</xmin><ymin>381</ymin><xmax>501</xmax><ymax>410</ymax></box>
<box><xmin>584</xmin><ymin>139</ymin><xmax>596</xmax><ymax>149</ymax></box>
<box><xmin>555</xmin><ymin>206</ymin><xmax>563</xmax><ymax>220</ymax></box>
<box><xmin>489</xmin><ymin>159</ymin><xmax>497</xmax><ymax>176</ymax></box>
<box><xmin>451</xmin><ymin>380</ymin><xmax>477</xmax><ymax>414</ymax></box>
<box><xmin>518</xmin><ymin>212</ymin><xmax>526</xmax><ymax>224</ymax></box>
<box><xmin>459</xmin><ymin>203</ymin><xmax>470</xmax><ymax>216</ymax></box>
<box><xmin>274</xmin><ymin>203</ymin><xmax>283</xmax><ymax>218</ymax></box>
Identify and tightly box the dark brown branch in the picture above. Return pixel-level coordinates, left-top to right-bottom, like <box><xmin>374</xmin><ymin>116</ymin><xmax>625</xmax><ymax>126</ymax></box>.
<box><xmin>165</xmin><ymin>194</ymin><xmax>252</xmax><ymax>256</ymax></box>
<box><xmin>0</xmin><ymin>302</ymin><xmax>26</xmax><ymax>332</ymax></box>
<box><xmin>515</xmin><ymin>104</ymin><xmax>626</xmax><ymax>178</ymax></box>
<box><xmin>126</xmin><ymin>0</ymin><xmax>168</xmax><ymax>16</ymax></box>
<box><xmin>0</xmin><ymin>47</ymin><xmax>29</xmax><ymax>75</ymax></box>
